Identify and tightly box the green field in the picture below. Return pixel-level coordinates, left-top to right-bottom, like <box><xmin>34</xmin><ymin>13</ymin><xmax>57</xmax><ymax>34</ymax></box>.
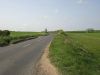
<box><xmin>67</xmin><ymin>33</ymin><xmax>100</xmax><ymax>56</ymax></box>
<box><xmin>49</xmin><ymin>32</ymin><xmax>100</xmax><ymax>75</ymax></box>
<box><xmin>0</xmin><ymin>31</ymin><xmax>47</xmax><ymax>46</ymax></box>
<box><xmin>10</xmin><ymin>31</ymin><xmax>46</xmax><ymax>37</ymax></box>
<box><xmin>10</xmin><ymin>31</ymin><xmax>47</xmax><ymax>43</ymax></box>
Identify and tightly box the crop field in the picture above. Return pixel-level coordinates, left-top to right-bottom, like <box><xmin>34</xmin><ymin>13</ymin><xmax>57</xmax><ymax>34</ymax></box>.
<box><xmin>49</xmin><ymin>32</ymin><xmax>100</xmax><ymax>75</ymax></box>
<box><xmin>67</xmin><ymin>33</ymin><xmax>100</xmax><ymax>55</ymax></box>
<box><xmin>0</xmin><ymin>31</ymin><xmax>47</xmax><ymax>46</ymax></box>
<box><xmin>10</xmin><ymin>31</ymin><xmax>46</xmax><ymax>37</ymax></box>
<box><xmin>10</xmin><ymin>31</ymin><xmax>47</xmax><ymax>43</ymax></box>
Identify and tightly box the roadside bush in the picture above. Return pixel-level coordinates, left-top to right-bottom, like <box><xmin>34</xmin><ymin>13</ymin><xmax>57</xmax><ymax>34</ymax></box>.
<box><xmin>57</xmin><ymin>30</ymin><xmax>67</xmax><ymax>36</ymax></box>
<box><xmin>0</xmin><ymin>30</ymin><xmax>10</xmax><ymax>36</ymax></box>
<box><xmin>0</xmin><ymin>30</ymin><xmax>11</xmax><ymax>46</ymax></box>
<box><xmin>3</xmin><ymin>30</ymin><xmax>10</xmax><ymax>36</ymax></box>
<box><xmin>0</xmin><ymin>36</ymin><xmax>11</xmax><ymax>46</ymax></box>
<box><xmin>0</xmin><ymin>30</ymin><xmax>2</xmax><ymax>36</ymax></box>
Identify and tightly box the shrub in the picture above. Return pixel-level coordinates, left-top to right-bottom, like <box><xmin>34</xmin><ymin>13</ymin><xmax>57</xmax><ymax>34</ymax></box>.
<box><xmin>2</xmin><ymin>30</ymin><xmax>10</xmax><ymax>36</ymax></box>
<box><xmin>0</xmin><ymin>36</ymin><xmax>11</xmax><ymax>46</ymax></box>
<box><xmin>0</xmin><ymin>30</ymin><xmax>10</xmax><ymax>36</ymax></box>
<box><xmin>0</xmin><ymin>30</ymin><xmax>3</xmax><ymax>36</ymax></box>
<box><xmin>57</xmin><ymin>30</ymin><xmax>67</xmax><ymax>36</ymax></box>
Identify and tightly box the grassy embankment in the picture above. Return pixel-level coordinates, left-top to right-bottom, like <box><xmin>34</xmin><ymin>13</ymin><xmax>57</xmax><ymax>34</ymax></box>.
<box><xmin>49</xmin><ymin>32</ymin><xmax>100</xmax><ymax>75</ymax></box>
<box><xmin>0</xmin><ymin>31</ymin><xmax>47</xmax><ymax>46</ymax></box>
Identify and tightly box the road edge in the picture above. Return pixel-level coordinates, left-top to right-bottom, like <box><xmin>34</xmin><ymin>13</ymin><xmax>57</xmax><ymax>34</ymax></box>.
<box><xmin>34</xmin><ymin>42</ymin><xmax>59</xmax><ymax>75</ymax></box>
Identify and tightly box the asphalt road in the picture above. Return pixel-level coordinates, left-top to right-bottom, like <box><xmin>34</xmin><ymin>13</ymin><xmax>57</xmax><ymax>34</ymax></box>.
<box><xmin>0</xmin><ymin>35</ymin><xmax>53</xmax><ymax>75</ymax></box>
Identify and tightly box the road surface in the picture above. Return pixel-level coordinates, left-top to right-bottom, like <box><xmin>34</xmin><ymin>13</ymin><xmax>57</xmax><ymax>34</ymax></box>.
<box><xmin>0</xmin><ymin>35</ymin><xmax>53</xmax><ymax>75</ymax></box>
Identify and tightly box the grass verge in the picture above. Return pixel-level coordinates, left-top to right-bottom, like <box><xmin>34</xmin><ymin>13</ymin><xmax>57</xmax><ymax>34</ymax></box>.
<box><xmin>49</xmin><ymin>33</ymin><xmax>100</xmax><ymax>75</ymax></box>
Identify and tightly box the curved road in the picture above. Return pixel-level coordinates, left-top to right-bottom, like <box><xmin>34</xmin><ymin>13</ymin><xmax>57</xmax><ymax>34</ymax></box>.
<box><xmin>0</xmin><ymin>35</ymin><xmax>53</xmax><ymax>75</ymax></box>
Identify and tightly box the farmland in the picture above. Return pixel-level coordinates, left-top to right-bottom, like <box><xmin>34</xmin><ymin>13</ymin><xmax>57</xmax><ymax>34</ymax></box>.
<box><xmin>0</xmin><ymin>31</ymin><xmax>47</xmax><ymax>46</ymax></box>
<box><xmin>49</xmin><ymin>32</ymin><xmax>100</xmax><ymax>75</ymax></box>
<box><xmin>10</xmin><ymin>31</ymin><xmax>46</xmax><ymax>37</ymax></box>
<box><xmin>67</xmin><ymin>33</ymin><xmax>100</xmax><ymax>56</ymax></box>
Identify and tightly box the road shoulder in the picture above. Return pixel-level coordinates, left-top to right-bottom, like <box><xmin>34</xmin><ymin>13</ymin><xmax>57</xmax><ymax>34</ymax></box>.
<box><xmin>34</xmin><ymin>42</ymin><xmax>59</xmax><ymax>75</ymax></box>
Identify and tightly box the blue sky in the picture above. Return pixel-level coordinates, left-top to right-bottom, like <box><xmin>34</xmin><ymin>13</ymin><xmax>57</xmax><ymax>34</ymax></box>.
<box><xmin>0</xmin><ymin>0</ymin><xmax>100</xmax><ymax>31</ymax></box>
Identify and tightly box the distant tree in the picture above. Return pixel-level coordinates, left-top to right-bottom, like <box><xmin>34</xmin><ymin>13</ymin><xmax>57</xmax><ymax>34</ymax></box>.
<box><xmin>57</xmin><ymin>29</ymin><xmax>64</xmax><ymax>34</ymax></box>
<box><xmin>56</xmin><ymin>29</ymin><xmax>67</xmax><ymax>35</ymax></box>
<box><xmin>87</xmin><ymin>28</ymin><xmax>94</xmax><ymax>33</ymax></box>
<box><xmin>45</xmin><ymin>28</ymin><xmax>48</xmax><ymax>33</ymax></box>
